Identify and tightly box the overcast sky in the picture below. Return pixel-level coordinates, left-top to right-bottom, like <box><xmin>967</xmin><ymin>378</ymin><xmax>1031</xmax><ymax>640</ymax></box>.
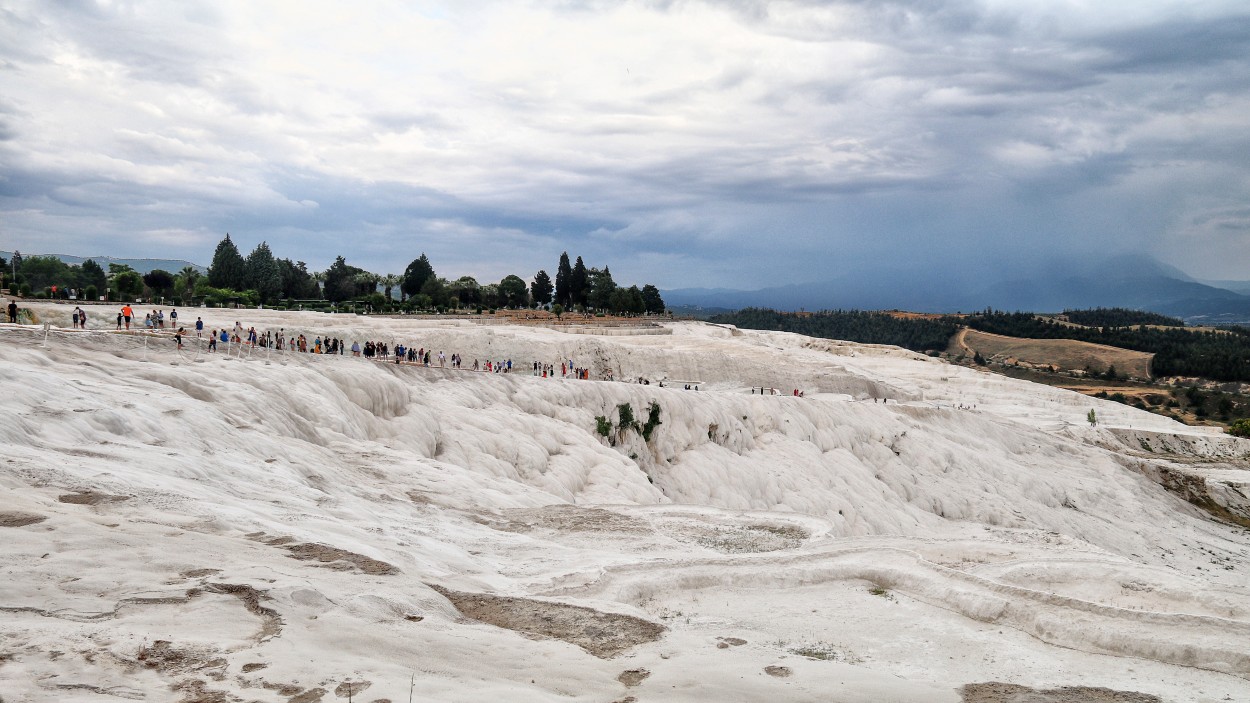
<box><xmin>2</xmin><ymin>0</ymin><xmax>1249</xmax><ymax>289</ymax></box>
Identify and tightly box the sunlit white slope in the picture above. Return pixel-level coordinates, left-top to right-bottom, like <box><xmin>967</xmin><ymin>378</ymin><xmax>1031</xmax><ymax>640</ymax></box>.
<box><xmin>1</xmin><ymin>311</ymin><xmax>1248</xmax><ymax>702</ymax></box>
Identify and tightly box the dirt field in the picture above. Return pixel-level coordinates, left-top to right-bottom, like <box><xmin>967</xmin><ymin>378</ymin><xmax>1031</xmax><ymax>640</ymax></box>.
<box><xmin>430</xmin><ymin>585</ymin><xmax>665</xmax><ymax>658</ymax></box>
<box><xmin>961</xmin><ymin>682</ymin><xmax>1161</xmax><ymax>702</ymax></box>
<box><xmin>951</xmin><ymin>328</ymin><xmax>1153</xmax><ymax>379</ymax></box>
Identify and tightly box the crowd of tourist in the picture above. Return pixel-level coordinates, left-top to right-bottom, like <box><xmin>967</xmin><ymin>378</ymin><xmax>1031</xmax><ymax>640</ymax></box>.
<box><xmin>3</xmin><ymin>303</ymin><xmax>805</xmax><ymax>395</ymax></box>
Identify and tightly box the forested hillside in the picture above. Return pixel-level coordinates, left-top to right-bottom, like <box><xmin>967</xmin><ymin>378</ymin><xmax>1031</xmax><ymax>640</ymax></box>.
<box><xmin>1060</xmin><ymin>307</ymin><xmax>1185</xmax><ymax>328</ymax></box>
<box><xmin>964</xmin><ymin>312</ymin><xmax>1250</xmax><ymax>382</ymax></box>
<box><xmin>714</xmin><ymin>307</ymin><xmax>1250</xmax><ymax>383</ymax></box>
<box><xmin>709</xmin><ymin>309</ymin><xmax>958</xmax><ymax>353</ymax></box>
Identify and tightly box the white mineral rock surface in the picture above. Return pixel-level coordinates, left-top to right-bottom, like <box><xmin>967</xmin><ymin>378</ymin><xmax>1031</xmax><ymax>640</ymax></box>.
<box><xmin>2</xmin><ymin>304</ymin><xmax>1249</xmax><ymax>702</ymax></box>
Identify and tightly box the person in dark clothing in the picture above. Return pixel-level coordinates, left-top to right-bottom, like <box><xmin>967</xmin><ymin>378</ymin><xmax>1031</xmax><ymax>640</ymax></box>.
<box><xmin>7</xmin><ymin>300</ymin><xmax>18</xmax><ymax>323</ymax></box>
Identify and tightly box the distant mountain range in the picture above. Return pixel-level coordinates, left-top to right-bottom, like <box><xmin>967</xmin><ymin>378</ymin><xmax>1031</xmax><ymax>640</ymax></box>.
<box><xmin>664</xmin><ymin>254</ymin><xmax>1250</xmax><ymax>325</ymax></box>
<box><xmin>0</xmin><ymin>251</ymin><xmax>206</xmax><ymax>276</ymax></box>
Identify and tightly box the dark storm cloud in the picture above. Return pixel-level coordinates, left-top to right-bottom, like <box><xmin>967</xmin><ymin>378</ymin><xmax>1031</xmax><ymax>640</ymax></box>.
<box><xmin>1090</xmin><ymin>13</ymin><xmax>1250</xmax><ymax>71</ymax></box>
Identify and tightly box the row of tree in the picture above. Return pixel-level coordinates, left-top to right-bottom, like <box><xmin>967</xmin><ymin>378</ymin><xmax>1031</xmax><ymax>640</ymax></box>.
<box><xmin>203</xmin><ymin>235</ymin><xmax>667</xmax><ymax>313</ymax></box>
<box><xmin>0</xmin><ymin>251</ymin><xmax>211</xmax><ymax>303</ymax></box>
<box><xmin>708</xmin><ymin>308</ymin><xmax>959</xmax><ymax>353</ymax></box>
<box><xmin>1059</xmin><ymin>307</ymin><xmax>1185</xmax><ymax>328</ymax></box>
<box><xmin>712</xmin><ymin>306</ymin><xmax>1250</xmax><ymax>385</ymax></box>
<box><xmin>5</xmin><ymin>237</ymin><xmax>670</xmax><ymax>316</ymax></box>
<box><xmin>179</xmin><ymin>236</ymin><xmax>670</xmax><ymax>314</ymax></box>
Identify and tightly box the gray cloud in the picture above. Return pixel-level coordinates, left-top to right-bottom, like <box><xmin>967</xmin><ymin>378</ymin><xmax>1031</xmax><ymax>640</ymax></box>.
<box><xmin>2</xmin><ymin>0</ymin><xmax>1250</xmax><ymax>288</ymax></box>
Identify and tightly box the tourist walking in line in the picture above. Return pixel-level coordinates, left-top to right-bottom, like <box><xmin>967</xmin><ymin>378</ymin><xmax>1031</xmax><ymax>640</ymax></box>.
<box><xmin>121</xmin><ymin>304</ymin><xmax>133</xmax><ymax>330</ymax></box>
<box><xmin>170</xmin><ymin>309</ymin><xmax>178</xmax><ymax>328</ymax></box>
<box><xmin>71</xmin><ymin>308</ymin><xmax>80</xmax><ymax>328</ymax></box>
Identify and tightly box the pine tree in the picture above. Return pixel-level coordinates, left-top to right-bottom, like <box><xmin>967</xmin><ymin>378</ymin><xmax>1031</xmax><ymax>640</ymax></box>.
<box><xmin>245</xmin><ymin>241</ymin><xmax>281</xmax><ymax>304</ymax></box>
<box><xmin>531</xmin><ymin>270</ymin><xmax>553</xmax><ymax>306</ymax></box>
<box><xmin>401</xmin><ymin>254</ymin><xmax>435</xmax><ymax>299</ymax></box>
<box><xmin>641</xmin><ymin>284</ymin><xmax>665</xmax><ymax>314</ymax></box>
<box><xmin>207</xmin><ymin>234</ymin><xmax>246</xmax><ymax>290</ymax></box>
<box><xmin>555</xmin><ymin>252</ymin><xmax>572</xmax><ymax>306</ymax></box>
<box><xmin>571</xmin><ymin>256</ymin><xmax>588</xmax><ymax>307</ymax></box>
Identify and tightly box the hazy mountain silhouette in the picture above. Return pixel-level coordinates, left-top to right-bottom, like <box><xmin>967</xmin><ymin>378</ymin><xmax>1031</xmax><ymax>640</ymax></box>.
<box><xmin>664</xmin><ymin>254</ymin><xmax>1250</xmax><ymax>322</ymax></box>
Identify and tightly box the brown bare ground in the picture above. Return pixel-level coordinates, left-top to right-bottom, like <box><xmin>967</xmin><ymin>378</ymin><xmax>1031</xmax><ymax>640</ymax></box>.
<box><xmin>953</xmin><ymin>328</ymin><xmax>1153</xmax><ymax>379</ymax></box>
<box><xmin>0</xmin><ymin>511</ymin><xmax>46</xmax><ymax>527</ymax></box>
<box><xmin>430</xmin><ymin>585</ymin><xmax>664</xmax><ymax>658</ymax></box>
<box><xmin>58</xmin><ymin>491</ymin><xmax>130</xmax><ymax>505</ymax></box>
<box><xmin>617</xmin><ymin>669</ymin><xmax>650</xmax><ymax>687</ymax></box>
<box><xmin>283</xmin><ymin>542</ymin><xmax>399</xmax><ymax>575</ymax></box>
<box><xmin>247</xmin><ymin>532</ymin><xmax>400</xmax><ymax>575</ymax></box>
<box><xmin>961</xmin><ymin>682</ymin><xmax>1162</xmax><ymax>702</ymax></box>
<box><xmin>500</xmin><ymin>505</ymin><xmax>650</xmax><ymax>534</ymax></box>
<box><xmin>136</xmin><ymin>640</ymin><xmax>227</xmax><ymax>677</ymax></box>
<box><xmin>206</xmin><ymin>583</ymin><xmax>283</xmax><ymax>640</ymax></box>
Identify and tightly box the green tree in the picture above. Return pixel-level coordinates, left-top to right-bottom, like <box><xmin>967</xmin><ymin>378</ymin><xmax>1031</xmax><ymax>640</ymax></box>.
<box><xmin>1087</xmin><ymin>409</ymin><xmax>1097</xmax><ymax>427</ymax></box>
<box><xmin>449</xmin><ymin>276</ymin><xmax>480</xmax><ymax>307</ymax></box>
<box><xmin>555</xmin><ymin>252</ymin><xmax>572</xmax><ymax>306</ymax></box>
<box><xmin>530</xmin><ymin>269</ymin><xmax>553</xmax><ymax>307</ymax></box>
<box><xmin>499</xmin><ymin>274</ymin><xmax>529</xmax><ymax>308</ymax></box>
<box><xmin>16</xmin><ymin>255</ymin><xmax>71</xmax><ymax>292</ymax></box>
<box><xmin>571</xmin><ymin>256</ymin><xmax>588</xmax><ymax>308</ymax></box>
<box><xmin>641</xmin><ymin>284</ymin><xmax>665</xmax><ymax>314</ymax></box>
<box><xmin>323</xmin><ymin>256</ymin><xmax>361</xmax><ymax>303</ymax></box>
<box><xmin>7</xmin><ymin>248</ymin><xmax>21</xmax><ymax>287</ymax></box>
<box><xmin>142</xmin><ymin>269</ymin><xmax>176</xmax><ymax>299</ymax></box>
<box><xmin>245</xmin><ymin>241</ymin><xmax>281</xmax><ymax>304</ymax></box>
<box><xmin>207</xmin><ymin>234</ymin><xmax>247</xmax><ymax>289</ymax></box>
<box><xmin>80</xmin><ymin>259</ymin><xmax>108</xmax><ymax>291</ymax></box>
<box><xmin>479</xmin><ymin>283</ymin><xmax>500</xmax><ymax>309</ymax></box>
<box><xmin>277</xmin><ymin>259</ymin><xmax>317</xmax><ymax>299</ymax></box>
<box><xmin>382</xmin><ymin>273</ymin><xmax>402</xmax><ymax>301</ymax></box>
<box><xmin>401</xmin><ymin>254</ymin><xmax>435</xmax><ymax>299</ymax></box>
<box><xmin>624</xmin><ymin>285</ymin><xmax>646</xmax><ymax>314</ymax></box>
<box><xmin>552</xmin><ymin>303</ymin><xmax>564</xmax><ymax>320</ymax></box>
<box><xmin>608</xmin><ymin>287</ymin><xmax>631</xmax><ymax>313</ymax></box>
<box><xmin>178</xmin><ymin>265</ymin><xmax>201</xmax><ymax>298</ymax></box>
<box><xmin>1228</xmin><ymin>418</ymin><xmax>1250</xmax><ymax>437</ymax></box>
<box><xmin>115</xmin><ymin>271</ymin><xmax>143</xmax><ymax>300</ymax></box>
<box><xmin>354</xmin><ymin>271</ymin><xmax>380</xmax><ymax>298</ymax></box>
<box><xmin>587</xmin><ymin>267</ymin><xmax>616</xmax><ymax>310</ymax></box>
<box><xmin>421</xmin><ymin>276</ymin><xmax>449</xmax><ymax>308</ymax></box>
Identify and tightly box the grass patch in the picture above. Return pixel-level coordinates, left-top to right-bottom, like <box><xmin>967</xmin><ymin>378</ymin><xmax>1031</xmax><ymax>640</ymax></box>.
<box><xmin>595</xmin><ymin>415</ymin><xmax>612</xmax><ymax>438</ymax></box>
